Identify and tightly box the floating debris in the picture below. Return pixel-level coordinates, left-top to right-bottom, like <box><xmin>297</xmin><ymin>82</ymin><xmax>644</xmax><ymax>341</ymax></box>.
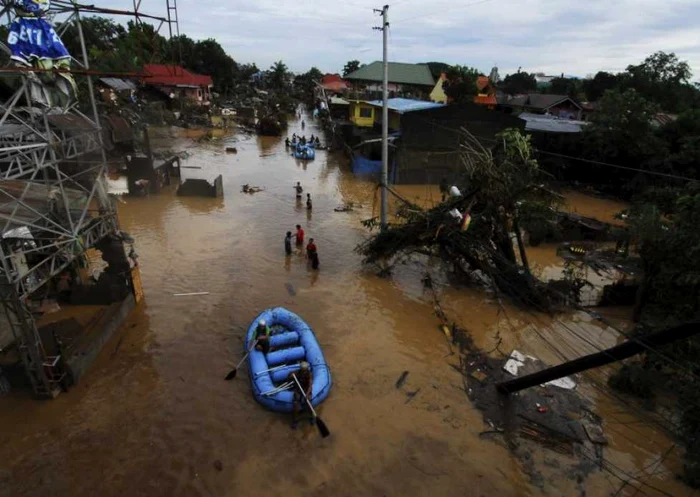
<box><xmin>395</xmin><ymin>370</ymin><xmax>409</xmax><ymax>389</ymax></box>
<box><xmin>242</xmin><ymin>184</ymin><xmax>263</xmax><ymax>194</ymax></box>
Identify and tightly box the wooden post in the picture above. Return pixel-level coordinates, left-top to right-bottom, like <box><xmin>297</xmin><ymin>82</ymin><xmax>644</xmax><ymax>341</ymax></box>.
<box><xmin>496</xmin><ymin>322</ymin><xmax>700</xmax><ymax>394</ymax></box>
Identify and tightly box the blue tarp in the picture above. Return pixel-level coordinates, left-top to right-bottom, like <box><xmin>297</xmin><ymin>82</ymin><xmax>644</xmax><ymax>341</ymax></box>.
<box><xmin>366</xmin><ymin>98</ymin><xmax>444</xmax><ymax>114</ymax></box>
<box><xmin>352</xmin><ymin>154</ymin><xmax>396</xmax><ymax>181</ymax></box>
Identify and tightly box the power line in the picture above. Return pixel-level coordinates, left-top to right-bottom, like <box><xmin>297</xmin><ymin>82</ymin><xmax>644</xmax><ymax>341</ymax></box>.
<box><xmin>410</xmin><ymin>115</ymin><xmax>699</xmax><ymax>182</ymax></box>
<box><xmin>537</xmin><ymin>149</ymin><xmax>695</xmax><ymax>182</ymax></box>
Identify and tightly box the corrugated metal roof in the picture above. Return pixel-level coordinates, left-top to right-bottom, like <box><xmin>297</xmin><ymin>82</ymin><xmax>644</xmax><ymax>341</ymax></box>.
<box><xmin>344</xmin><ymin>62</ymin><xmax>435</xmax><ymax>86</ymax></box>
<box><xmin>505</xmin><ymin>94</ymin><xmax>581</xmax><ymax>111</ymax></box>
<box><xmin>519</xmin><ymin>112</ymin><xmax>588</xmax><ymax>133</ymax></box>
<box><xmin>367</xmin><ymin>98</ymin><xmax>443</xmax><ymax>114</ymax></box>
<box><xmin>330</xmin><ymin>97</ymin><xmax>349</xmax><ymax>105</ymax></box>
<box><xmin>141</xmin><ymin>64</ymin><xmax>213</xmax><ymax>88</ymax></box>
<box><xmin>474</xmin><ymin>95</ymin><xmax>497</xmax><ymax>105</ymax></box>
<box><xmin>99</xmin><ymin>77</ymin><xmax>137</xmax><ymax>91</ymax></box>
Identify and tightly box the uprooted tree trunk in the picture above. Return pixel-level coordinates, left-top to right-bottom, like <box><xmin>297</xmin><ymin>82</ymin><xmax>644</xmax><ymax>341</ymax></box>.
<box><xmin>357</xmin><ymin>127</ymin><xmax>574</xmax><ymax>311</ymax></box>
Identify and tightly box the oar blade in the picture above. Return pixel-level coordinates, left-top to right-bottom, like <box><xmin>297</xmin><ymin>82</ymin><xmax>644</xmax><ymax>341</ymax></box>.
<box><xmin>225</xmin><ymin>368</ymin><xmax>237</xmax><ymax>381</ymax></box>
<box><xmin>315</xmin><ymin>417</ymin><xmax>330</xmax><ymax>438</ymax></box>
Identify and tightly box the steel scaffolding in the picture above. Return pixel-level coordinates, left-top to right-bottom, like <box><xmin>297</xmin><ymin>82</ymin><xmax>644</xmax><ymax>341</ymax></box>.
<box><xmin>0</xmin><ymin>1</ymin><xmax>168</xmax><ymax>397</ymax></box>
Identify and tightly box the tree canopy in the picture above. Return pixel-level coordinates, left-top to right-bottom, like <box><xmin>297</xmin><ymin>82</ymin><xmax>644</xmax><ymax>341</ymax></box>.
<box><xmin>342</xmin><ymin>60</ymin><xmax>361</xmax><ymax>76</ymax></box>
<box><xmin>59</xmin><ymin>17</ymin><xmax>244</xmax><ymax>96</ymax></box>
<box><xmin>501</xmin><ymin>71</ymin><xmax>537</xmax><ymax>95</ymax></box>
<box><xmin>442</xmin><ymin>65</ymin><xmax>479</xmax><ymax>104</ymax></box>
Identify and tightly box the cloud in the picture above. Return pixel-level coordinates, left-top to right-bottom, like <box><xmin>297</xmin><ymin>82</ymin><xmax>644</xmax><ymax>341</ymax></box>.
<box><xmin>97</xmin><ymin>0</ymin><xmax>700</xmax><ymax>79</ymax></box>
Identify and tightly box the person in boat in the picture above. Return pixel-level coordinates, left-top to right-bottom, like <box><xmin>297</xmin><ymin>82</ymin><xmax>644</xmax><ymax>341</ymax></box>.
<box><xmin>292</xmin><ymin>133</ymin><xmax>297</xmax><ymax>140</ymax></box>
<box><xmin>300</xmin><ymin>136</ymin><xmax>306</xmax><ymax>145</ymax></box>
<box><xmin>314</xmin><ymin>137</ymin><xmax>320</xmax><ymax>147</ymax></box>
<box><xmin>288</xmin><ymin>361</ymin><xmax>313</xmax><ymax>428</ymax></box>
<box><xmin>306</xmin><ymin>193</ymin><xmax>312</xmax><ymax>211</ymax></box>
<box><xmin>309</xmin><ymin>134</ymin><xmax>315</xmax><ymax>142</ymax></box>
<box><xmin>253</xmin><ymin>319</ymin><xmax>271</xmax><ymax>354</ymax></box>
<box><xmin>295</xmin><ymin>224</ymin><xmax>304</xmax><ymax>246</ymax></box>
<box><xmin>306</xmin><ymin>238</ymin><xmax>319</xmax><ymax>269</ymax></box>
<box><xmin>285</xmin><ymin>137</ymin><xmax>290</xmax><ymax>147</ymax></box>
<box><xmin>285</xmin><ymin>231</ymin><xmax>293</xmax><ymax>255</ymax></box>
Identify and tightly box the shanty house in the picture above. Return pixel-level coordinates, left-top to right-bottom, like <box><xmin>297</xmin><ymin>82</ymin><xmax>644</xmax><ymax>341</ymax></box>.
<box><xmin>349</xmin><ymin>100</ymin><xmax>376</xmax><ymax>127</ymax></box>
<box><xmin>367</xmin><ymin>98</ymin><xmax>443</xmax><ymax>132</ymax></box>
<box><xmin>141</xmin><ymin>64</ymin><xmax>213</xmax><ymax>105</ymax></box>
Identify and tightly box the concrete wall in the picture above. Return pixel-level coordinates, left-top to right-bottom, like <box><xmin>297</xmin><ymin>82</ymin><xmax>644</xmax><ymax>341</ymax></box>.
<box><xmin>65</xmin><ymin>293</ymin><xmax>135</xmax><ymax>385</ymax></box>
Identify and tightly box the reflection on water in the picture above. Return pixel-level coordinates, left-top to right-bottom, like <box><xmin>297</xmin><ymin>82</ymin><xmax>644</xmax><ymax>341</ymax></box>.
<box><xmin>0</xmin><ymin>116</ymin><xmax>689</xmax><ymax>497</ymax></box>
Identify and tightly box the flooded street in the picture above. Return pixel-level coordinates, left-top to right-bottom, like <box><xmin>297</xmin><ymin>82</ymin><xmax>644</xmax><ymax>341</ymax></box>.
<box><xmin>0</xmin><ymin>115</ymin><xmax>691</xmax><ymax>497</ymax></box>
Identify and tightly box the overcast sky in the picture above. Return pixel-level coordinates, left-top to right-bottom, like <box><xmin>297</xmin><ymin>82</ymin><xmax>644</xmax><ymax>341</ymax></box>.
<box><xmin>108</xmin><ymin>0</ymin><xmax>700</xmax><ymax>80</ymax></box>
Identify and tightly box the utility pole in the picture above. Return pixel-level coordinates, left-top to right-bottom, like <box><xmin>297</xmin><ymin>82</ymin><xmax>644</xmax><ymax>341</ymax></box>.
<box><xmin>374</xmin><ymin>5</ymin><xmax>389</xmax><ymax>230</ymax></box>
<box><xmin>496</xmin><ymin>322</ymin><xmax>700</xmax><ymax>394</ymax></box>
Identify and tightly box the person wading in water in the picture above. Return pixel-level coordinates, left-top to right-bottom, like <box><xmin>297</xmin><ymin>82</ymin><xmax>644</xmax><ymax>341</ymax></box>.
<box><xmin>306</xmin><ymin>238</ymin><xmax>319</xmax><ymax>270</ymax></box>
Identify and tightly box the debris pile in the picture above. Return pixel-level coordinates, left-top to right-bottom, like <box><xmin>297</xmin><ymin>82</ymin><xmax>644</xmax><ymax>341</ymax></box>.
<box><xmin>357</xmin><ymin>128</ymin><xmax>590</xmax><ymax>310</ymax></box>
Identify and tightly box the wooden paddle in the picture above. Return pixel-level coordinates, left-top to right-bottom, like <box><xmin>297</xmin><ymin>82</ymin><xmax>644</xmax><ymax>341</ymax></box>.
<box><xmin>292</xmin><ymin>373</ymin><xmax>330</xmax><ymax>438</ymax></box>
<box><xmin>225</xmin><ymin>340</ymin><xmax>258</xmax><ymax>380</ymax></box>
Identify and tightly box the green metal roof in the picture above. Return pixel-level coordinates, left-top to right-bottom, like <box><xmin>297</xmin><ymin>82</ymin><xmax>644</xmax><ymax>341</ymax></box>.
<box><xmin>344</xmin><ymin>61</ymin><xmax>435</xmax><ymax>87</ymax></box>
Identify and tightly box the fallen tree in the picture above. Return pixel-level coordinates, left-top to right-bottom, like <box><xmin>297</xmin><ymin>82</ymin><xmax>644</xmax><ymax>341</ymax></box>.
<box><xmin>357</xmin><ymin>128</ymin><xmax>581</xmax><ymax>310</ymax></box>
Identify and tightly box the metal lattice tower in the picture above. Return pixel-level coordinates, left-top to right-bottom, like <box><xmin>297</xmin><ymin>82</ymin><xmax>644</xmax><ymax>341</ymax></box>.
<box><xmin>0</xmin><ymin>0</ymin><xmax>167</xmax><ymax>397</ymax></box>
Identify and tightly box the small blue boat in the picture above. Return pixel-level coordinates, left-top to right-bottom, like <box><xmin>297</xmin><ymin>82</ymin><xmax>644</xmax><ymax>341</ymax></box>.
<box><xmin>294</xmin><ymin>145</ymin><xmax>315</xmax><ymax>160</ymax></box>
<box><xmin>246</xmin><ymin>307</ymin><xmax>331</xmax><ymax>412</ymax></box>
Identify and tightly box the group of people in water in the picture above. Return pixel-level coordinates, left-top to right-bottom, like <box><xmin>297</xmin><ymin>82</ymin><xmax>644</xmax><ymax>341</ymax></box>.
<box><xmin>285</xmin><ymin>182</ymin><xmax>318</xmax><ymax>269</ymax></box>
<box><xmin>285</xmin><ymin>133</ymin><xmax>321</xmax><ymax>148</ymax></box>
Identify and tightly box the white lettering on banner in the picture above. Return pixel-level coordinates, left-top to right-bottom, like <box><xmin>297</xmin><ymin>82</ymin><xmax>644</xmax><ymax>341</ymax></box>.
<box><xmin>7</xmin><ymin>31</ymin><xmax>18</xmax><ymax>45</ymax></box>
<box><xmin>34</xmin><ymin>29</ymin><xmax>42</xmax><ymax>46</ymax></box>
<box><xmin>19</xmin><ymin>26</ymin><xmax>29</xmax><ymax>42</ymax></box>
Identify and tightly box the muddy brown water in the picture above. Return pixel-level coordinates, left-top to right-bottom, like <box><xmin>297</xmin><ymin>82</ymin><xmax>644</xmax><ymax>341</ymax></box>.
<box><xmin>0</xmin><ymin>116</ymin><xmax>691</xmax><ymax>497</ymax></box>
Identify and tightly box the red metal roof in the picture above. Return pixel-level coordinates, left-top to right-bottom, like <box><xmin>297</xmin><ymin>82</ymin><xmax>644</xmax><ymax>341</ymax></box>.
<box><xmin>476</xmin><ymin>76</ymin><xmax>491</xmax><ymax>92</ymax></box>
<box><xmin>321</xmin><ymin>73</ymin><xmax>350</xmax><ymax>91</ymax></box>
<box><xmin>474</xmin><ymin>94</ymin><xmax>497</xmax><ymax>106</ymax></box>
<box><xmin>141</xmin><ymin>64</ymin><xmax>212</xmax><ymax>88</ymax></box>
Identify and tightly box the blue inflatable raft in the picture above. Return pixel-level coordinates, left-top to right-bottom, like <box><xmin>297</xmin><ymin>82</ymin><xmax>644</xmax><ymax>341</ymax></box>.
<box><xmin>246</xmin><ymin>307</ymin><xmax>331</xmax><ymax>412</ymax></box>
<box><xmin>294</xmin><ymin>145</ymin><xmax>315</xmax><ymax>160</ymax></box>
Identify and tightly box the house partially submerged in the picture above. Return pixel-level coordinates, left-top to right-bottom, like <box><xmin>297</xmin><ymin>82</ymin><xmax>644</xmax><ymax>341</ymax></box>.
<box><xmin>141</xmin><ymin>64</ymin><xmax>213</xmax><ymax>105</ymax></box>
<box><xmin>367</xmin><ymin>98</ymin><xmax>444</xmax><ymax>132</ymax></box>
<box><xmin>395</xmin><ymin>103</ymin><xmax>524</xmax><ymax>184</ymax></box>
<box><xmin>344</xmin><ymin>61</ymin><xmax>435</xmax><ymax>99</ymax></box>
<box><xmin>499</xmin><ymin>94</ymin><xmax>582</xmax><ymax>120</ymax></box>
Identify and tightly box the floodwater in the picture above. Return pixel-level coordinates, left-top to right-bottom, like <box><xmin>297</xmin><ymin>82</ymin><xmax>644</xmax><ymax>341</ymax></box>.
<box><xmin>0</xmin><ymin>115</ymin><xmax>691</xmax><ymax>497</ymax></box>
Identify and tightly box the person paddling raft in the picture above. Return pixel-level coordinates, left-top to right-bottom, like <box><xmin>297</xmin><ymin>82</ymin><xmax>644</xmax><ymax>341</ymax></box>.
<box><xmin>253</xmin><ymin>320</ymin><xmax>271</xmax><ymax>354</ymax></box>
<box><xmin>288</xmin><ymin>361</ymin><xmax>313</xmax><ymax>429</ymax></box>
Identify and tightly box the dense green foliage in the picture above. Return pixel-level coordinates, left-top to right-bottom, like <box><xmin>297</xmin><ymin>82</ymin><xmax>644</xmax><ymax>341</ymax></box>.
<box><xmin>500</xmin><ymin>71</ymin><xmax>537</xmax><ymax>95</ymax></box>
<box><xmin>442</xmin><ymin>65</ymin><xmax>479</xmax><ymax>104</ymax></box>
<box><xmin>58</xmin><ymin>17</ymin><xmax>270</xmax><ymax>97</ymax></box>
<box><xmin>342</xmin><ymin>60</ymin><xmax>361</xmax><ymax>76</ymax></box>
